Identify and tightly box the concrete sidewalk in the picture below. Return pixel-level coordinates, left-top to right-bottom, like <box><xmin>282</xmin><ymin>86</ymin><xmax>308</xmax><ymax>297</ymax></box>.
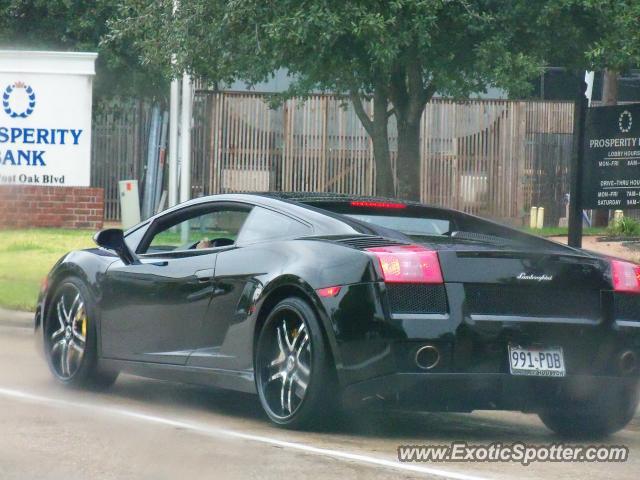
<box><xmin>0</xmin><ymin>308</ymin><xmax>33</xmax><ymax>329</ymax></box>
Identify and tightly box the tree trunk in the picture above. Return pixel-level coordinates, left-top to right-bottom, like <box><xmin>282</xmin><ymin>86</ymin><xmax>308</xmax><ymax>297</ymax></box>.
<box><xmin>395</xmin><ymin>117</ymin><xmax>421</xmax><ymax>200</ymax></box>
<box><xmin>387</xmin><ymin>59</ymin><xmax>432</xmax><ymax>202</ymax></box>
<box><xmin>350</xmin><ymin>89</ymin><xmax>395</xmax><ymax>197</ymax></box>
<box><xmin>602</xmin><ymin>69</ymin><xmax>618</xmax><ymax>105</ymax></box>
<box><xmin>371</xmin><ymin>91</ymin><xmax>395</xmax><ymax>197</ymax></box>
<box><xmin>371</xmin><ymin>122</ymin><xmax>394</xmax><ymax>197</ymax></box>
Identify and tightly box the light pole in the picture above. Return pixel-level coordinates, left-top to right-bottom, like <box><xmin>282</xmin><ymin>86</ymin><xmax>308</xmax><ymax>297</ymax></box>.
<box><xmin>168</xmin><ymin>77</ymin><xmax>179</xmax><ymax>207</ymax></box>
<box><xmin>179</xmin><ymin>72</ymin><xmax>192</xmax><ymax>205</ymax></box>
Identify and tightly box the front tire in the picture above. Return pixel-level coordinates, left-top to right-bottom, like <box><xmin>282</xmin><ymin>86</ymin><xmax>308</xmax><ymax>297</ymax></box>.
<box><xmin>44</xmin><ymin>277</ymin><xmax>118</xmax><ymax>389</ymax></box>
<box><xmin>539</xmin><ymin>383</ymin><xmax>639</xmax><ymax>438</ymax></box>
<box><xmin>255</xmin><ymin>297</ymin><xmax>337</xmax><ymax>428</ymax></box>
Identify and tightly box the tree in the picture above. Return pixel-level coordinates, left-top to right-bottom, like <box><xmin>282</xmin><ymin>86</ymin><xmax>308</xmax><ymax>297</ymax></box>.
<box><xmin>0</xmin><ymin>0</ymin><xmax>167</xmax><ymax>101</ymax></box>
<box><xmin>110</xmin><ymin>0</ymin><xmax>640</xmax><ymax>200</ymax></box>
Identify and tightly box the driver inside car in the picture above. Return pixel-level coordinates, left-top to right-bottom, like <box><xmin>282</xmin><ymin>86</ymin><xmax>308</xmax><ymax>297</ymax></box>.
<box><xmin>195</xmin><ymin>238</ymin><xmax>212</xmax><ymax>249</ymax></box>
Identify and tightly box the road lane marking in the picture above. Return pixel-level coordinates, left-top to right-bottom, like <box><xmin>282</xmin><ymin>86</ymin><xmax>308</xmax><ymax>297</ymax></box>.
<box><xmin>0</xmin><ymin>386</ymin><xmax>493</xmax><ymax>480</ymax></box>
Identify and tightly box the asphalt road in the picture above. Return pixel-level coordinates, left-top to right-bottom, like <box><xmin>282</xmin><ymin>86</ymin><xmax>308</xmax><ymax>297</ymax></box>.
<box><xmin>0</xmin><ymin>320</ymin><xmax>638</xmax><ymax>480</ymax></box>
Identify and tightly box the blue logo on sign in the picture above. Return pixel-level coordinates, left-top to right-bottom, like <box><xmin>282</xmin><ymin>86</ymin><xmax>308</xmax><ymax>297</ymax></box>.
<box><xmin>3</xmin><ymin>82</ymin><xmax>36</xmax><ymax>118</ymax></box>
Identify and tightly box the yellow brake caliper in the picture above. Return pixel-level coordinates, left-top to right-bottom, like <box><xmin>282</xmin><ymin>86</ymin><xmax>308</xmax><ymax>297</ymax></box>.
<box><xmin>79</xmin><ymin>308</ymin><xmax>87</xmax><ymax>338</ymax></box>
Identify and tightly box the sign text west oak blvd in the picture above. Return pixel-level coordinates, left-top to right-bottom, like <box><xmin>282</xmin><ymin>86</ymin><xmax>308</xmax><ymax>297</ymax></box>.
<box><xmin>582</xmin><ymin>104</ymin><xmax>640</xmax><ymax>209</ymax></box>
<box><xmin>0</xmin><ymin>127</ymin><xmax>84</xmax><ymax>166</ymax></box>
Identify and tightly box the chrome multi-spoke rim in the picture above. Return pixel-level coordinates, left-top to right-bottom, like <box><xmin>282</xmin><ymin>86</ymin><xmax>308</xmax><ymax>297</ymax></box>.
<box><xmin>259</xmin><ymin>311</ymin><xmax>311</xmax><ymax>418</ymax></box>
<box><xmin>47</xmin><ymin>284</ymin><xmax>86</xmax><ymax>379</ymax></box>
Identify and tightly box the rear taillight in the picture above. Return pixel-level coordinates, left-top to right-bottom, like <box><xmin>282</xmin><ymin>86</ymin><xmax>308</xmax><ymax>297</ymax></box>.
<box><xmin>611</xmin><ymin>260</ymin><xmax>640</xmax><ymax>293</ymax></box>
<box><xmin>367</xmin><ymin>245</ymin><xmax>443</xmax><ymax>284</ymax></box>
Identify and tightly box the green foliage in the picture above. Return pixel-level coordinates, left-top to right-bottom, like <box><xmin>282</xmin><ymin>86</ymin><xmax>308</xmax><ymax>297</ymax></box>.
<box><xmin>578</xmin><ymin>0</ymin><xmax>640</xmax><ymax>71</ymax></box>
<box><xmin>107</xmin><ymin>0</ymin><xmax>640</xmax><ymax>199</ymax></box>
<box><xmin>109</xmin><ymin>1</ymin><xmax>542</xmax><ymax>99</ymax></box>
<box><xmin>107</xmin><ymin>0</ymin><xmax>640</xmax><ymax>198</ymax></box>
<box><xmin>110</xmin><ymin>0</ymin><xmax>640</xmax><ymax>101</ymax></box>
<box><xmin>607</xmin><ymin>217</ymin><xmax>640</xmax><ymax>237</ymax></box>
<box><xmin>0</xmin><ymin>0</ymin><xmax>168</xmax><ymax>101</ymax></box>
<box><xmin>109</xmin><ymin>1</ymin><xmax>553</xmax><ymax>199</ymax></box>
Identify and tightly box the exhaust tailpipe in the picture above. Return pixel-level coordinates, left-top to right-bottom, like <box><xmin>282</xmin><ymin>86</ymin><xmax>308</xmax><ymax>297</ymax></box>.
<box><xmin>415</xmin><ymin>345</ymin><xmax>440</xmax><ymax>370</ymax></box>
<box><xmin>619</xmin><ymin>350</ymin><xmax>637</xmax><ymax>375</ymax></box>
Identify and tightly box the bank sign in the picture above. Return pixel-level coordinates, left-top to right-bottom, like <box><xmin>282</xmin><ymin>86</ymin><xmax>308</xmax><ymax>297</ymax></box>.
<box><xmin>582</xmin><ymin>103</ymin><xmax>640</xmax><ymax>209</ymax></box>
<box><xmin>0</xmin><ymin>51</ymin><xmax>96</xmax><ymax>187</ymax></box>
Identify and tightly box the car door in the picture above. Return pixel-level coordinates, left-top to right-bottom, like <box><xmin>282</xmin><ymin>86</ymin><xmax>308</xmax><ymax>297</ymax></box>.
<box><xmin>100</xmin><ymin>202</ymin><xmax>252</xmax><ymax>365</ymax></box>
<box><xmin>187</xmin><ymin>206</ymin><xmax>312</xmax><ymax>370</ymax></box>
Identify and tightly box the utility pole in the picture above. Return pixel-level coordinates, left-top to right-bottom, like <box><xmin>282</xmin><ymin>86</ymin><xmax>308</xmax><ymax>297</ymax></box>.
<box><xmin>168</xmin><ymin>0</ymin><xmax>180</xmax><ymax>208</ymax></box>
<box><xmin>179</xmin><ymin>73</ymin><xmax>192</xmax><ymax>205</ymax></box>
<box><xmin>168</xmin><ymin>79</ymin><xmax>180</xmax><ymax>207</ymax></box>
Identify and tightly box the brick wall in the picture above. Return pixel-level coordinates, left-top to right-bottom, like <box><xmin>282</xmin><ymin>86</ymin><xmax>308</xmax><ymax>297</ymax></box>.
<box><xmin>0</xmin><ymin>186</ymin><xmax>104</xmax><ymax>230</ymax></box>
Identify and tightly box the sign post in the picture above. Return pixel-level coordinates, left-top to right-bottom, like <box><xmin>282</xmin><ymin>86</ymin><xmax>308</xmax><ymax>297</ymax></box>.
<box><xmin>568</xmin><ymin>78</ymin><xmax>589</xmax><ymax>248</ymax></box>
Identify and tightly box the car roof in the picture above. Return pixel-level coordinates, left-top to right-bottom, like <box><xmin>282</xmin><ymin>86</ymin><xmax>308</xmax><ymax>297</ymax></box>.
<box><xmin>154</xmin><ymin>192</ymin><xmax>452</xmax><ymax>218</ymax></box>
<box><xmin>130</xmin><ymin>192</ymin><xmax>578</xmax><ymax>254</ymax></box>
<box><xmin>141</xmin><ymin>192</ymin><xmax>457</xmax><ymax>239</ymax></box>
<box><xmin>141</xmin><ymin>192</ymin><xmax>366</xmax><ymax>237</ymax></box>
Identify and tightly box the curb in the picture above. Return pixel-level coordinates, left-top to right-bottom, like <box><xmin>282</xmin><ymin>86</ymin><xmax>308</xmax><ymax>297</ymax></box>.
<box><xmin>0</xmin><ymin>308</ymin><xmax>34</xmax><ymax>329</ymax></box>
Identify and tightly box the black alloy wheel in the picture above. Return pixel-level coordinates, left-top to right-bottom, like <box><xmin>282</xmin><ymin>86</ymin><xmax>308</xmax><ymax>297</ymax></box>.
<box><xmin>255</xmin><ymin>297</ymin><xmax>336</xmax><ymax>428</ymax></box>
<box><xmin>44</xmin><ymin>277</ymin><xmax>118</xmax><ymax>388</ymax></box>
<box><xmin>46</xmin><ymin>282</ymin><xmax>87</xmax><ymax>380</ymax></box>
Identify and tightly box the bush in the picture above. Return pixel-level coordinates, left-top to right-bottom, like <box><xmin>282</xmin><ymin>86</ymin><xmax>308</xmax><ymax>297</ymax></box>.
<box><xmin>607</xmin><ymin>217</ymin><xmax>640</xmax><ymax>237</ymax></box>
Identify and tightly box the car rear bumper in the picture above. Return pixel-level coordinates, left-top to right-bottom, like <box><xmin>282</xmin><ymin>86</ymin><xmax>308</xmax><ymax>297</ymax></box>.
<box><xmin>342</xmin><ymin>372</ymin><xmax>640</xmax><ymax>412</ymax></box>
<box><xmin>326</xmin><ymin>280</ymin><xmax>640</xmax><ymax>372</ymax></box>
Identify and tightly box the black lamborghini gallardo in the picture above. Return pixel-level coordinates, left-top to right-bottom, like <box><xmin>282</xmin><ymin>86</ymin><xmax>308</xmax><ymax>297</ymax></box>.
<box><xmin>35</xmin><ymin>193</ymin><xmax>640</xmax><ymax>436</ymax></box>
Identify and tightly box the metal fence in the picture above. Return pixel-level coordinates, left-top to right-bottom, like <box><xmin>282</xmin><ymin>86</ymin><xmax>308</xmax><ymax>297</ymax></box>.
<box><xmin>91</xmin><ymin>101</ymin><xmax>152</xmax><ymax>221</ymax></box>
<box><xmin>92</xmin><ymin>93</ymin><xmax>575</xmax><ymax>224</ymax></box>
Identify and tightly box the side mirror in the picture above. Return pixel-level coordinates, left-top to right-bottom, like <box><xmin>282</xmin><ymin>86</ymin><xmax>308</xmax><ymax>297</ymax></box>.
<box><xmin>93</xmin><ymin>228</ymin><xmax>139</xmax><ymax>265</ymax></box>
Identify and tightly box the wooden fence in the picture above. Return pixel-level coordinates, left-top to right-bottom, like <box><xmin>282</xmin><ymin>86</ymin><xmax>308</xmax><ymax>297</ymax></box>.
<box><xmin>92</xmin><ymin>94</ymin><xmax>575</xmax><ymax>223</ymax></box>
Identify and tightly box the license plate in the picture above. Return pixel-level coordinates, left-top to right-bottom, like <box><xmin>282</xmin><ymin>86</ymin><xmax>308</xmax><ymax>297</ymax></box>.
<box><xmin>508</xmin><ymin>345</ymin><xmax>565</xmax><ymax>377</ymax></box>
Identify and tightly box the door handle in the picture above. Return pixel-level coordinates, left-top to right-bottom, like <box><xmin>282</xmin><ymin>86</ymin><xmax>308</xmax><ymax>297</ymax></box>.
<box><xmin>195</xmin><ymin>269</ymin><xmax>214</xmax><ymax>282</ymax></box>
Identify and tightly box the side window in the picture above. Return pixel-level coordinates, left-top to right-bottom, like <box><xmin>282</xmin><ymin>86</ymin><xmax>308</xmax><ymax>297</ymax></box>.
<box><xmin>236</xmin><ymin>207</ymin><xmax>311</xmax><ymax>245</ymax></box>
<box><xmin>143</xmin><ymin>208</ymin><xmax>251</xmax><ymax>254</ymax></box>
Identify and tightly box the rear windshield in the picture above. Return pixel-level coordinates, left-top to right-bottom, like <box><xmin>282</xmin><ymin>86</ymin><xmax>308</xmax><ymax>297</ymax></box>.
<box><xmin>301</xmin><ymin>201</ymin><xmax>455</xmax><ymax>240</ymax></box>
<box><xmin>345</xmin><ymin>214</ymin><xmax>450</xmax><ymax>236</ymax></box>
<box><xmin>302</xmin><ymin>200</ymin><xmax>573</xmax><ymax>253</ymax></box>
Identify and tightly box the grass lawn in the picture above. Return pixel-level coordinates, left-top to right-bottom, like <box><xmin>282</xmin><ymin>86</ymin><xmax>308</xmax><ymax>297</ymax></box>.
<box><xmin>520</xmin><ymin>226</ymin><xmax>608</xmax><ymax>237</ymax></box>
<box><xmin>0</xmin><ymin>229</ymin><xmax>95</xmax><ymax>312</ymax></box>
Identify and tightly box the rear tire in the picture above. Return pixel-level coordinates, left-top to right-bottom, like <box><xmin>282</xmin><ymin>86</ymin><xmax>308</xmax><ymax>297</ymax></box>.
<box><xmin>44</xmin><ymin>277</ymin><xmax>118</xmax><ymax>389</ymax></box>
<box><xmin>255</xmin><ymin>297</ymin><xmax>337</xmax><ymax>429</ymax></box>
<box><xmin>539</xmin><ymin>383</ymin><xmax>639</xmax><ymax>438</ymax></box>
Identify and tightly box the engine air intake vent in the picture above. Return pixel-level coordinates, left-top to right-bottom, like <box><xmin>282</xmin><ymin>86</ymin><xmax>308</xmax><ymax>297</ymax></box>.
<box><xmin>386</xmin><ymin>284</ymin><xmax>448</xmax><ymax>314</ymax></box>
<box><xmin>614</xmin><ymin>293</ymin><xmax>640</xmax><ymax>321</ymax></box>
<box><xmin>450</xmin><ymin>230</ymin><xmax>511</xmax><ymax>246</ymax></box>
<box><xmin>465</xmin><ymin>284</ymin><xmax>600</xmax><ymax>319</ymax></box>
<box><xmin>336</xmin><ymin>235</ymin><xmax>406</xmax><ymax>250</ymax></box>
